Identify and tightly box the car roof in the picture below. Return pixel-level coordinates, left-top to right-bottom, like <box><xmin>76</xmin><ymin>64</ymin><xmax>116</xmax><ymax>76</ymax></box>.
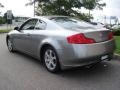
<box><xmin>33</xmin><ymin>15</ymin><xmax>69</xmax><ymax>20</ymax></box>
<box><xmin>44</xmin><ymin>15</ymin><xmax>69</xmax><ymax>19</ymax></box>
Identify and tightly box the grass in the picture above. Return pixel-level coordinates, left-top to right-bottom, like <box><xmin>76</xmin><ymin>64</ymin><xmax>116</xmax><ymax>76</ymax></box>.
<box><xmin>114</xmin><ymin>36</ymin><xmax>120</xmax><ymax>54</ymax></box>
<box><xmin>0</xmin><ymin>29</ymin><xmax>11</xmax><ymax>33</ymax></box>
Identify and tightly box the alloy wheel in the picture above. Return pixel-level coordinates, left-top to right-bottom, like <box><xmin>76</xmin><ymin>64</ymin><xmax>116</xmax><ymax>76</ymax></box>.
<box><xmin>7</xmin><ymin>39</ymin><xmax>13</xmax><ymax>52</ymax></box>
<box><xmin>43</xmin><ymin>47</ymin><xmax>60</xmax><ymax>73</ymax></box>
<box><xmin>44</xmin><ymin>49</ymin><xmax>57</xmax><ymax>70</ymax></box>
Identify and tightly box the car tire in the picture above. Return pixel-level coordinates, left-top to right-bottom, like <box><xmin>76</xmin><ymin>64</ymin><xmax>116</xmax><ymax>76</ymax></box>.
<box><xmin>43</xmin><ymin>46</ymin><xmax>61</xmax><ymax>73</ymax></box>
<box><xmin>7</xmin><ymin>38</ymin><xmax>14</xmax><ymax>52</ymax></box>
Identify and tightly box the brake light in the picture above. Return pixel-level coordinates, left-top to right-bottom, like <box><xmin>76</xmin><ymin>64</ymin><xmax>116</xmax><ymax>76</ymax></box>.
<box><xmin>67</xmin><ymin>33</ymin><xmax>96</xmax><ymax>44</ymax></box>
<box><xmin>108</xmin><ymin>32</ymin><xmax>113</xmax><ymax>40</ymax></box>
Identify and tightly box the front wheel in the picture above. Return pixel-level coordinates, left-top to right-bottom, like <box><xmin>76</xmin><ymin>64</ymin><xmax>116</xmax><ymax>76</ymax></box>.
<box><xmin>43</xmin><ymin>46</ymin><xmax>61</xmax><ymax>73</ymax></box>
<box><xmin>7</xmin><ymin>38</ymin><xmax>14</xmax><ymax>52</ymax></box>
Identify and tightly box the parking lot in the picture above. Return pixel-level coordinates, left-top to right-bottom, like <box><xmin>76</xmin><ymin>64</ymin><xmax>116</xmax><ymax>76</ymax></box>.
<box><xmin>0</xmin><ymin>34</ymin><xmax>120</xmax><ymax>90</ymax></box>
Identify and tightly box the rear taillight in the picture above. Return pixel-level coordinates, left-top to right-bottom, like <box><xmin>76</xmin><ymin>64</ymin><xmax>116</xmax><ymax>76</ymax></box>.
<box><xmin>67</xmin><ymin>33</ymin><xmax>96</xmax><ymax>44</ymax></box>
<box><xmin>108</xmin><ymin>32</ymin><xmax>113</xmax><ymax>40</ymax></box>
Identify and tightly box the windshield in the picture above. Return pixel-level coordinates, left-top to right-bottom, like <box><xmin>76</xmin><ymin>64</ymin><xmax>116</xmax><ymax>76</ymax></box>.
<box><xmin>50</xmin><ymin>17</ymin><xmax>96</xmax><ymax>30</ymax></box>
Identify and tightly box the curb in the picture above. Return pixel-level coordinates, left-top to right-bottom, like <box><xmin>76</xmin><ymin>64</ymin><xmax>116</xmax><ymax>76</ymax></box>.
<box><xmin>114</xmin><ymin>54</ymin><xmax>120</xmax><ymax>60</ymax></box>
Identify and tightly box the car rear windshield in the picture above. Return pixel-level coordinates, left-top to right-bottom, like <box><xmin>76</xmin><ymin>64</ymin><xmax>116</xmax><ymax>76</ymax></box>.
<box><xmin>49</xmin><ymin>17</ymin><xmax>96</xmax><ymax>30</ymax></box>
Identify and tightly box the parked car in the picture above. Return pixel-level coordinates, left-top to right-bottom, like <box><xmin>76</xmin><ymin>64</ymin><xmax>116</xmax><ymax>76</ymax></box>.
<box><xmin>6</xmin><ymin>16</ymin><xmax>115</xmax><ymax>73</ymax></box>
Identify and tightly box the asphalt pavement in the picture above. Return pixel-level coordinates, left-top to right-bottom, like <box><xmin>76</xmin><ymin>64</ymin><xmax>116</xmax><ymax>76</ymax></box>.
<box><xmin>0</xmin><ymin>34</ymin><xmax>120</xmax><ymax>90</ymax></box>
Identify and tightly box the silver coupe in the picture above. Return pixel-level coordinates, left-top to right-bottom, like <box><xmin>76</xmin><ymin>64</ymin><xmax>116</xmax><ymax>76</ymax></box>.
<box><xmin>6</xmin><ymin>16</ymin><xmax>115</xmax><ymax>73</ymax></box>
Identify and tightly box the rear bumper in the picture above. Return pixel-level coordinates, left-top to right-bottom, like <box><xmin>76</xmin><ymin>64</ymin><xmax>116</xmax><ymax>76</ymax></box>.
<box><xmin>57</xmin><ymin>39</ymin><xmax>115</xmax><ymax>69</ymax></box>
<box><xmin>63</xmin><ymin>53</ymin><xmax>113</xmax><ymax>67</ymax></box>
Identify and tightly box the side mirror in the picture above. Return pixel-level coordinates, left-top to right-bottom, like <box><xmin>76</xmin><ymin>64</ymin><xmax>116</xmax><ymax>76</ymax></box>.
<box><xmin>14</xmin><ymin>27</ymin><xmax>19</xmax><ymax>30</ymax></box>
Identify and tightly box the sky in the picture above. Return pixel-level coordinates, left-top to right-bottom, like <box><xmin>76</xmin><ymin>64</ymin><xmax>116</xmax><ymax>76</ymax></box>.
<box><xmin>92</xmin><ymin>0</ymin><xmax>120</xmax><ymax>22</ymax></box>
<box><xmin>0</xmin><ymin>0</ymin><xmax>34</xmax><ymax>17</ymax></box>
<box><xmin>0</xmin><ymin>0</ymin><xmax>120</xmax><ymax>22</ymax></box>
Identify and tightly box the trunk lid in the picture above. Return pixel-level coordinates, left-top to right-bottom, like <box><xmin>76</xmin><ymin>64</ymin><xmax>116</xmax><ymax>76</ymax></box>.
<box><xmin>84</xmin><ymin>30</ymin><xmax>112</xmax><ymax>43</ymax></box>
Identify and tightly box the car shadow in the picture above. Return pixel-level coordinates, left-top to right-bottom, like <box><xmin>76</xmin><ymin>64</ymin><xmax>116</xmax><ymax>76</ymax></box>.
<box><xmin>57</xmin><ymin>62</ymin><xmax>114</xmax><ymax>80</ymax></box>
<box><xmin>11</xmin><ymin>51</ymin><xmax>43</xmax><ymax>65</ymax></box>
<box><xmin>12</xmin><ymin>51</ymin><xmax>115</xmax><ymax>80</ymax></box>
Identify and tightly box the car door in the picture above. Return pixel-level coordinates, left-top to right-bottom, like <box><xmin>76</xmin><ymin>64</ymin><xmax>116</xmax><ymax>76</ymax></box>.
<box><xmin>13</xmin><ymin>19</ymin><xmax>38</xmax><ymax>54</ymax></box>
<box><xmin>29</xmin><ymin>19</ymin><xmax>47</xmax><ymax>56</ymax></box>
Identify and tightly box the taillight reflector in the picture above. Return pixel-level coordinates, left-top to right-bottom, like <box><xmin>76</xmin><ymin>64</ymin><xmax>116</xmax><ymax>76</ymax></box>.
<box><xmin>67</xmin><ymin>33</ymin><xmax>96</xmax><ymax>44</ymax></box>
<box><xmin>108</xmin><ymin>32</ymin><xmax>113</xmax><ymax>40</ymax></box>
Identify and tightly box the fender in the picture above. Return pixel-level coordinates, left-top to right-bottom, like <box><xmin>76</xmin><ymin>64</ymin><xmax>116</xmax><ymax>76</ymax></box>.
<box><xmin>37</xmin><ymin>38</ymin><xmax>63</xmax><ymax>60</ymax></box>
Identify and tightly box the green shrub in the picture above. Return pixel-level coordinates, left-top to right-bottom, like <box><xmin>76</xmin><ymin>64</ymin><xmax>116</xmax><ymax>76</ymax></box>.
<box><xmin>112</xmin><ymin>29</ymin><xmax>120</xmax><ymax>36</ymax></box>
<box><xmin>0</xmin><ymin>16</ymin><xmax>6</xmax><ymax>24</ymax></box>
<box><xmin>0</xmin><ymin>29</ymin><xmax>11</xmax><ymax>33</ymax></box>
<box><xmin>114</xmin><ymin>36</ymin><xmax>120</xmax><ymax>54</ymax></box>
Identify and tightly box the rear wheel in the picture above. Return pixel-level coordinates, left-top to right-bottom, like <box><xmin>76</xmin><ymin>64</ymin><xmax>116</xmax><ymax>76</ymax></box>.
<box><xmin>7</xmin><ymin>38</ymin><xmax>14</xmax><ymax>52</ymax></box>
<box><xmin>43</xmin><ymin>46</ymin><xmax>61</xmax><ymax>73</ymax></box>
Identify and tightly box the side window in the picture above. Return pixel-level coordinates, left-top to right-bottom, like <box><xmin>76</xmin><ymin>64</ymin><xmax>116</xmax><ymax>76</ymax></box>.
<box><xmin>20</xmin><ymin>19</ymin><xmax>38</xmax><ymax>30</ymax></box>
<box><xmin>34</xmin><ymin>20</ymin><xmax>46</xmax><ymax>30</ymax></box>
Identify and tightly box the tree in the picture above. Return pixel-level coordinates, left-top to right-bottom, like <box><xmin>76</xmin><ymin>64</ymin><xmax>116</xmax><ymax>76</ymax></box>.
<box><xmin>3</xmin><ymin>11</ymin><xmax>14</xmax><ymax>24</ymax></box>
<box><xmin>0</xmin><ymin>3</ymin><xmax>4</xmax><ymax>8</ymax></box>
<box><xmin>0</xmin><ymin>16</ymin><xmax>6</xmax><ymax>24</ymax></box>
<box><xmin>0</xmin><ymin>2</ymin><xmax>5</xmax><ymax>24</ymax></box>
<box><xmin>26</xmin><ymin>0</ymin><xmax>105</xmax><ymax>22</ymax></box>
<box><xmin>0</xmin><ymin>3</ymin><xmax>4</xmax><ymax>16</ymax></box>
<box><xmin>82</xmin><ymin>0</ymin><xmax>106</xmax><ymax>17</ymax></box>
<box><xmin>34</xmin><ymin>0</ymin><xmax>83</xmax><ymax>15</ymax></box>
